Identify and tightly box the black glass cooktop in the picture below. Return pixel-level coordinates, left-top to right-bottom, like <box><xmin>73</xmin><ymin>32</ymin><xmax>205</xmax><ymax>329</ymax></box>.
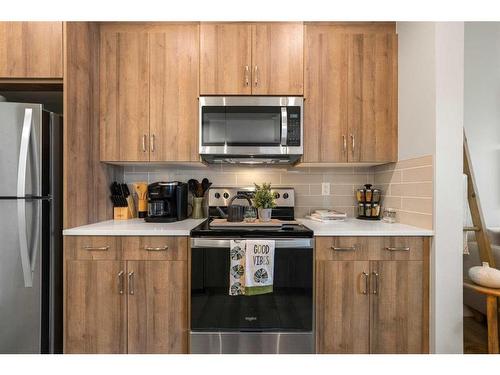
<box><xmin>190</xmin><ymin>219</ymin><xmax>314</xmax><ymax>238</ymax></box>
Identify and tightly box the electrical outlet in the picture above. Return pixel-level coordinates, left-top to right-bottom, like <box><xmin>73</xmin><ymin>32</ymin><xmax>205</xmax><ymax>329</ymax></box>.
<box><xmin>321</xmin><ymin>182</ymin><xmax>330</xmax><ymax>196</ymax></box>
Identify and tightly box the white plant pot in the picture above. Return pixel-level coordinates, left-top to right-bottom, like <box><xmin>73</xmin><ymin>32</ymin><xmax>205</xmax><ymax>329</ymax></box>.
<box><xmin>258</xmin><ymin>208</ymin><xmax>272</xmax><ymax>222</ymax></box>
<box><xmin>468</xmin><ymin>262</ymin><xmax>500</xmax><ymax>288</ymax></box>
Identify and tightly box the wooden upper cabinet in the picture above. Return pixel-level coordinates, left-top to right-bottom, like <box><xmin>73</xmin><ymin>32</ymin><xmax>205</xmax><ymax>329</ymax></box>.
<box><xmin>303</xmin><ymin>25</ymin><xmax>348</xmax><ymax>163</ymax></box>
<box><xmin>369</xmin><ymin>260</ymin><xmax>424</xmax><ymax>354</ymax></box>
<box><xmin>348</xmin><ymin>33</ymin><xmax>398</xmax><ymax>163</ymax></box>
<box><xmin>100</xmin><ymin>31</ymin><xmax>150</xmax><ymax>162</ymax></box>
<box><xmin>65</xmin><ymin>260</ymin><xmax>127</xmax><ymax>354</ymax></box>
<box><xmin>200</xmin><ymin>22</ymin><xmax>303</xmax><ymax>95</ymax></box>
<box><xmin>200</xmin><ymin>23</ymin><xmax>252</xmax><ymax>95</ymax></box>
<box><xmin>150</xmin><ymin>25</ymin><xmax>200</xmax><ymax>162</ymax></box>
<box><xmin>302</xmin><ymin>23</ymin><xmax>397</xmax><ymax>164</ymax></box>
<box><xmin>0</xmin><ymin>22</ymin><xmax>63</xmax><ymax>78</ymax></box>
<box><xmin>127</xmin><ymin>260</ymin><xmax>188</xmax><ymax>354</ymax></box>
<box><xmin>252</xmin><ymin>23</ymin><xmax>304</xmax><ymax>95</ymax></box>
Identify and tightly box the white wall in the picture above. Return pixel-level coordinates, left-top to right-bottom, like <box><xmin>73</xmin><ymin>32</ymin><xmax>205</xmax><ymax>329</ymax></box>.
<box><xmin>464</xmin><ymin>23</ymin><xmax>500</xmax><ymax>227</ymax></box>
<box><xmin>397</xmin><ymin>22</ymin><xmax>464</xmax><ymax>354</ymax></box>
<box><xmin>433</xmin><ymin>22</ymin><xmax>464</xmax><ymax>354</ymax></box>
<box><xmin>397</xmin><ymin>22</ymin><xmax>436</xmax><ymax>160</ymax></box>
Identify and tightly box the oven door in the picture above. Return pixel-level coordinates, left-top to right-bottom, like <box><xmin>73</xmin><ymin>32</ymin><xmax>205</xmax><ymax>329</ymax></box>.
<box><xmin>190</xmin><ymin>238</ymin><xmax>314</xmax><ymax>354</ymax></box>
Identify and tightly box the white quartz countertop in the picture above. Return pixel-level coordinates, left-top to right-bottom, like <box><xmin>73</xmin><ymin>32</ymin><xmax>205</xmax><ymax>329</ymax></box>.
<box><xmin>63</xmin><ymin>217</ymin><xmax>433</xmax><ymax>237</ymax></box>
<box><xmin>63</xmin><ymin>218</ymin><xmax>206</xmax><ymax>236</ymax></box>
<box><xmin>297</xmin><ymin>218</ymin><xmax>434</xmax><ymax>236</ymax></box>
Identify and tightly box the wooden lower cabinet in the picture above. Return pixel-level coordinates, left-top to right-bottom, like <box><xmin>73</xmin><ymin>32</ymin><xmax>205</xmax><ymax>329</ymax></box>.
<box><xmin>316</xmin><ymin>260</ymin><xmax>370</xmax><ymax>353</ymax></box>
<box><xmin>64</xmin><ymin>236</ymin><xmax>188</xmax><ymax>354</ymax></box>
<box><xmin>127</xmin><ymin>261</ymin><xmax>188</xmax><ymax>354</ymax></box>
<box><xmin>315</xmin><ymin>236</ymin><xmax>429</xmax><ymax>354</ymax></box>
<box><xmin>369</xmin><ymin>260</ymin><xmax>424</xmax><ymax>354</ymax></box>
<box><xmin>65</xmin><ymin>260</ymin><xmax>127</xmax><ymax>354</ymax></box>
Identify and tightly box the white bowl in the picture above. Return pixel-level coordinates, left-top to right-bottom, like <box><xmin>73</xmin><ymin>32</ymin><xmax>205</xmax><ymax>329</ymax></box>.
<box><xmin>468</xmin><ymin>262</ymin><xmax>500</xmax><ymax>288</ymax></box>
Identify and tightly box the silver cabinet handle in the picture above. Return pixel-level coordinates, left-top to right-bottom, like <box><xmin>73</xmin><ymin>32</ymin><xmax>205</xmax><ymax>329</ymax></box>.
<box><xmin>331</xmin><ymin>246</ymin><xmax>357</xmax><ymax>251</ymax></box>
<box><xmin>371</xmin><ymin>271</ymin><xmax>379</xmax><ymax>294</ymax></box>
<box><xmin>360</xmin><ymin>272</ymin><xmax>369</xmax><ymax>295</ymax></box>
<box><xmin>82</xmin><ymin>245</ymin><xmax>109</xmax><ymax>251</ymax></box>
<box><xmin>385</xmin><ymin>247</ymin><xmax>410</xmax><ymax>252</ymax></box>
<box><xmin>118</xmin><ymin>270</ymin><xmax>125</xmax><ymax>295</ymax></box>
<box><xmin>244</xmin><ymin>65</ymin><xmax>249</xmax><ymax>86</ymax></box>
<box><xmin>254</xmin><ymin>65</ymin><xmax>258</xmax><ymax>86</ymax></box>
<box><xmin>150</xmin><ymin>134</ymin><xmax>155</xmax><ymax>153</ymax></box>
<box><xmin>350</xmin><ymin>134</ymin><xmax>355</xmax><ymax>156</ymax></box>
<box><xmin>343</xmin><ymin>135</ymin><xmax>347</xmax><ymax>153</ymax></box>
<box><xmin>142</xmin><ymin>134</ymin><xmax>147</xmax><ymax>152</ymax></box>
<box><xmin>144</xmin><ymin>246</ymin><xmax>169</xmax><ymax>252</ymax></box>
<box><xmin>128</xmin><ymin>271</ymin><xmax>135</xmax><ymax>295</ymax></box>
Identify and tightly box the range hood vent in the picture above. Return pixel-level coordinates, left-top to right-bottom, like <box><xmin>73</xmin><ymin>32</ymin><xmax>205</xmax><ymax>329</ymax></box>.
<box><xmin>202</xmin><ymin>155</ymin><xmax>301</xmax><ymax>165</ymax></box>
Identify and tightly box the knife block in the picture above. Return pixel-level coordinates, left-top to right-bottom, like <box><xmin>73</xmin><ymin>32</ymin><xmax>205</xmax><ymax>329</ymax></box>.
<box><xmin>114</xmin><ymin>207</ymin><xmax>132</xmax><ymax>220</ymax></box>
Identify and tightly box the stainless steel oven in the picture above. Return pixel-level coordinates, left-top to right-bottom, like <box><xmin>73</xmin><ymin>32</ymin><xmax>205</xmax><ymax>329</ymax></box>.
<box><xmin>190</xmin><ymin>237</ymin><xmax>314</xmax><ymax>354</ymax></box>
<box><xmin>199</xmin><ymin>96</ymin><xmax>303</xmax><ymax>164</ymax></box>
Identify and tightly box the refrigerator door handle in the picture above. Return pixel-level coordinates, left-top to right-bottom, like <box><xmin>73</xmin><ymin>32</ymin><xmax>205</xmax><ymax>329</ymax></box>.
<box><xmin>16</xmin><ymin>108</ymin><xmax>36</xmax><ymax>288</ymax></box>
<box><xmin>30</xmin><ymin>199</ymin><xmax>41</xmax><ymax>273</ymax></box>
<box><xmin>17</xmin><ymin>199</ymin><xmax>33</xmax><ymax>287</ymax></box>
<box><xmin>17</xmin><ymin>108</ymin><xmax>33</xmax><ymax>198</ymax></box>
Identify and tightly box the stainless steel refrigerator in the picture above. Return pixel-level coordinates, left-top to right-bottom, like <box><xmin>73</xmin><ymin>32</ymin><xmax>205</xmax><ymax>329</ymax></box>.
<box><xmin>0</xmin><ymin>102</ymin><xmax>62</xmax><ymax>353</ymax></box>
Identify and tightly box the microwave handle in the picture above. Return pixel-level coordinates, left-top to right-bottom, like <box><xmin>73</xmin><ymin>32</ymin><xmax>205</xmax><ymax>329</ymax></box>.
<box><xmin>280</xmin><ymin>107</ymin><xmax>288</xmax><ymax>146</ymax></box>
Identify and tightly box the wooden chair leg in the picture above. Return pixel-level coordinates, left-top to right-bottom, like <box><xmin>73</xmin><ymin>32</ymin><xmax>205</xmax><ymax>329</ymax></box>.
<box><xmin>486</xmin><ymin>295</ymin><xmax>499</xmax><ymax>354</ymax></box>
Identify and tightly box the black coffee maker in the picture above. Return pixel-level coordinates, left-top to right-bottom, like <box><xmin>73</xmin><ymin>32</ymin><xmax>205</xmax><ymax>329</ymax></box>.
<box><xmin>145</xmin><ymin>181</ymin><xmax>188</xmax><ymax>223</ymax></box>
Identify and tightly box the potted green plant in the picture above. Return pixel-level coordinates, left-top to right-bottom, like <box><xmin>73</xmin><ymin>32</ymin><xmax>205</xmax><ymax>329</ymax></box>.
<box><xmin>252</xmin><ymin>183</ymin><xmax>276</xmax><ymax>222</ymax></box>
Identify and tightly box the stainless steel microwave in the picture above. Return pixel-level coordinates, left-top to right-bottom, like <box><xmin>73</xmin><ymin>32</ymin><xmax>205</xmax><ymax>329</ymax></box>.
<box><xmin>199</xmin><ymin>96</ymin><xmax>303</xmax><ymax>164</ymax></box>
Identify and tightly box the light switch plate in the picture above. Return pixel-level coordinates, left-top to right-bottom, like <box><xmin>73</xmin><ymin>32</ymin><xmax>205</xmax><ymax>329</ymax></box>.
<box><xmin>322</xmin><ymin>182</ymin><xmax>330</xmax><ymax>196</ymax></box>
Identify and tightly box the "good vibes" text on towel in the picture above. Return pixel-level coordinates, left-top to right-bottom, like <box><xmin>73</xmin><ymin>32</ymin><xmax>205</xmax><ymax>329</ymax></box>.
<box><xmin>252</xmin><ymin>244</ymin><xmax>271</xmax><ymax>266</ymax></box>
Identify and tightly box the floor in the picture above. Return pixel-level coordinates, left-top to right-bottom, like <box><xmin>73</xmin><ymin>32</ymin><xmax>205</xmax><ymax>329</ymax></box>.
<box><xmin>463</xmin><ymin>317</ymin><xmax>488</xmax><ymax>354</ymax></box>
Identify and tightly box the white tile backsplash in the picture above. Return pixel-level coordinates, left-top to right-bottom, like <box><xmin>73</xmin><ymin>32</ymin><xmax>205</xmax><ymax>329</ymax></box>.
<box><xmin>121</xmin><ymin>164</ymin><xmax>374</xmax><ymax>218</ymax></box>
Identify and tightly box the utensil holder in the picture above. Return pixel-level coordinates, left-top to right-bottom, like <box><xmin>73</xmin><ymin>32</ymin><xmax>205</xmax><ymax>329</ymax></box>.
<box><xmin>192</xmin><ymin>197</ymin><xmax>204</xmax><ymax>219</ymax></box>
<box><xmin>114</xmin><ymin>207</ymin><xmax>131</xmax><ymax>220</ymax></box>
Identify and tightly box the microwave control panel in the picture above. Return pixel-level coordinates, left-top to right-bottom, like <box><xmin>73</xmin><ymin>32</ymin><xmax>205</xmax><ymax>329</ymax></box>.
<box><xmin>286</xmin><ymin>106</ymin><xmax>301</xmax><ymax>146</ymax></box>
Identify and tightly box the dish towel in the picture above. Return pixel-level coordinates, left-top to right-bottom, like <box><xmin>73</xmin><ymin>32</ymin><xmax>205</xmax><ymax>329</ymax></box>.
<box><xmin>228</xmin><ymin>239</ymin><xmax>275</xmax><ymax>296</ymax></box>
<box><xmin>229</xmin><ymin>240</ymin><xmax>246</xmax><ymax>295</ymax></box>
<box><xmin>244</xmin><ymin>239</ymin><xmax>275</xmax><ymax>296</ymax></box>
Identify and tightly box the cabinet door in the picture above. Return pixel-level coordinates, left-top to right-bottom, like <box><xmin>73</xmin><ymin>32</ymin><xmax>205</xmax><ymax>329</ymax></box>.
<box><xmin>65</xmin><ymin>260</ymin><xmax>127</xmax><ymax>353</ymax></box>
<box><xmin>348</xmin><ymin>33</ymin><xmax>398</xmax><ymax>163</ymax></box>
<box><xmin>369</xmin><ymin>260</ymin><xmax>424</xmax><ymax>353</ymax></box>
<box><xmin>200</xmin><ymin>23</ymin><xmax>252</xmax><ymax>95</ymax></box>
<box><xmin>316</xmin><ymin>260</ymin><xmax>370</xmax><ymax>353</ymax></box>
<box><xmin>100</xmin><ymin>31</ymin><xmax>150</xmax><ymax>162</ymax></box>
<box><xmin>150</xmin><ymin>25</ymin><xmax>200</xmax><ymax>162</ymax></box>
<box><xmin>0</xmin><ymin>22</ymin><xmax>62</xmax><ymax>78</ymax></box>
<box><xmin>252</xmin><ymin>23</ymin><xmax>304</xmax><ymax>95</ymax></box>
<box><xmin>303</xmin><ymin>25</ymin><xmax>348</xmax><ymax>163</ymax></box>
<box><xmin>127</xmin><ymin>260</ymin><xmax>188</xmax><ymax>354</ymax></box>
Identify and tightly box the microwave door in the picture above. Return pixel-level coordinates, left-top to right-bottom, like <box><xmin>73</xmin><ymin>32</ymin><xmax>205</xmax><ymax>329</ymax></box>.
<box><xmin>225</xmin><ymin>106</ymin><xmax>281</xmax><ymax>146</ymax></box>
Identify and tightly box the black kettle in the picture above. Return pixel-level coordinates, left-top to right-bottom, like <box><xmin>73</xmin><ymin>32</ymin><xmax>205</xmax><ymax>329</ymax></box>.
<box><xmin>227</xmin><ymin>194</ymin><xmax>253</xmax><ymax>222</ymax></box>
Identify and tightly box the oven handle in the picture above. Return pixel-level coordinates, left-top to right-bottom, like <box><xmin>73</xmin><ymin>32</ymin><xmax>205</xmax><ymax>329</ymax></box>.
<box><xmin>280</xmin><ymin>107</ymin><xmax>288</xmax><ymax>146</ymax></box>
<box><xmin>191</xmin><ymin>238</ymin><xmax>313</xmax><ymax>249</ymax></box>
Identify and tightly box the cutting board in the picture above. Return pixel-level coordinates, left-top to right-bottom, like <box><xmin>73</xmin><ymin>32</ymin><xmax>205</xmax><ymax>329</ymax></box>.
<box><xmin>210</xmin><ymin>218</ymin><xmax>300</xmax><ymax>227</ymax></box>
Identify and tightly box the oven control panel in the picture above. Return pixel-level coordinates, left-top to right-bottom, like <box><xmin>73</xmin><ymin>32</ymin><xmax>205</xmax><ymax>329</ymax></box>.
<box><xmin>208</xmin><ymin>187</ymin><xmax>295</xmax><ymax>208</ymax></box>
